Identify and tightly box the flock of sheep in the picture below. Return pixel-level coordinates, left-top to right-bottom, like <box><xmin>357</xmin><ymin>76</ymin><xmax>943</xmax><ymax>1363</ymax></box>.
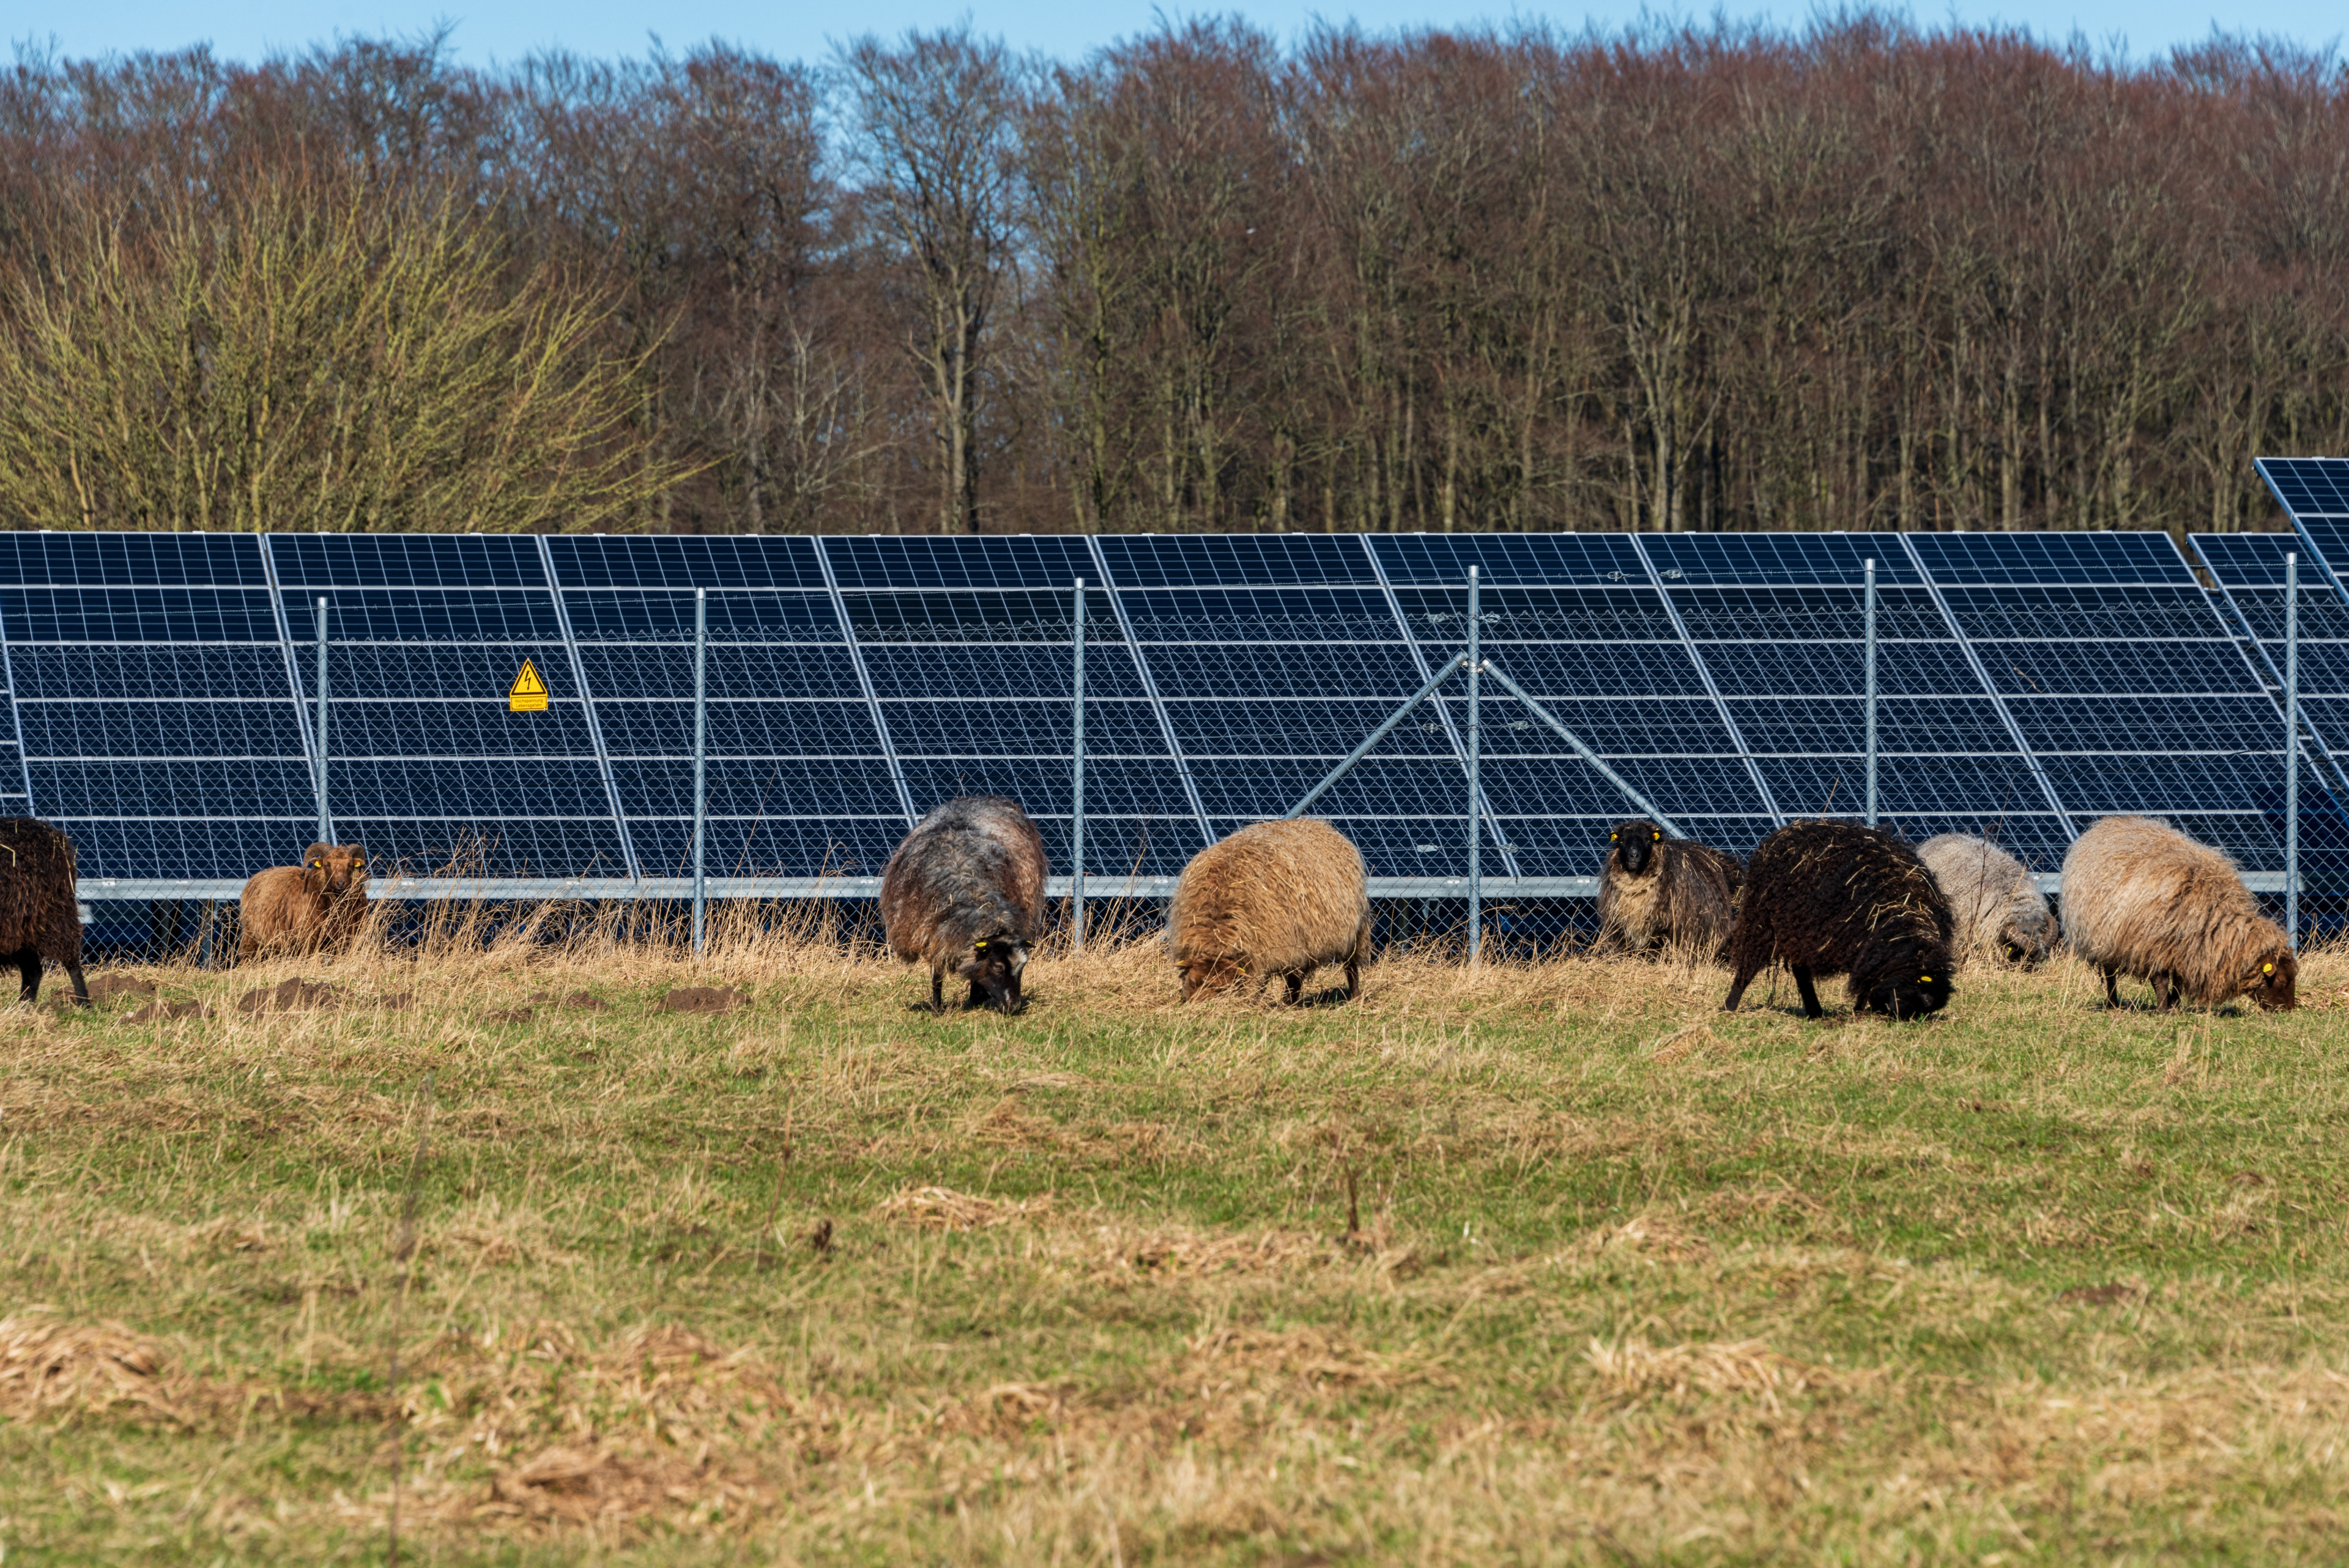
<box><xmin>0</xmin><ymin>799</ymin><xmax>2302</xmax><ymax>1021</ymax></box>
<box><xmin>877</xmin><ymin>797</ymin><xmax>2302</xmax><ymax>1020</ymax></box>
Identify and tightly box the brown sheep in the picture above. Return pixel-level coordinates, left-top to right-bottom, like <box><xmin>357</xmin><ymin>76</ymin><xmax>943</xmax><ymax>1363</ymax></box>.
<box><xmin>1594</xmin><ymin>818</ymin><xmax>1742</xmax><ymax>957</ymax></box>
<box><xmin>239</xmin><ymin>842</ymin><xmax>370</xmax><ymax>962</ymax></box>
<box><xmin>2059</xmin><ymin>816</ymin><xmax>2295</xmax><ymax>1011</ymax></box>
<box><xmin>0</xmin><ymin>818</ymin><xmax>90</xmax><ymax>1006</ymax></box>
<box><xmin>880</xmin><ymin>797</ymin><xmax>1049</xmax><ymax>1014</ymax></box>
<box><xmin>1170</xmin><ymin>819</ymin><xmax>1371</xmax><ymax>1003</ymax></box>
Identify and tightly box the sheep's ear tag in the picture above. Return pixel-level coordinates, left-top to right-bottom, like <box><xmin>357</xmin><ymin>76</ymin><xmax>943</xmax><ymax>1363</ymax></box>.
<box><xmin>1609</xmin><ymin>833</ymin><xmax>1617</xmax><ymax>841</ymax></box>
<box><xmin>1652</xmin><ymin>831</ymin><xmax>1661</xmax><ymax>840</ymax></box>
<box><xmin>2264</xmin><ymin>962</ymin><xmax>2274</xmax><ymax>974</ymax></box>
<box><xmin>974</xmin><ymin>940</ymin><xmax>988</xmax><ymax>952</ymax></box>
<box><xmin>1920</xmin><ymin>975</ymin><xmax>1932</xmax><ymax>983</ymax></box>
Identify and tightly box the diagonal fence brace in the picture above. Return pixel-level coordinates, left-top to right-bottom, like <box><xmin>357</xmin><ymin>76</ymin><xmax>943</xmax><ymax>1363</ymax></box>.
<box><xmin>1284</xmin><ymin>655</ymin><xmax>1468</xmax><ymax>820</ymax></box>
<box><xmin>1479</xmin><ymin>658</ymin><xmax>1687</xmax><ymax>840</ymax></box>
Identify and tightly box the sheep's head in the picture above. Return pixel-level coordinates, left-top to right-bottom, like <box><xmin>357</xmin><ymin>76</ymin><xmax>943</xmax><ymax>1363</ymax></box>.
<box><xmin>2245</xmin><ymin>948</ymin><xmax>2298</xmax><ymax>1011</ymax></box>
<box><xmin>956</xmin><ymin>932</ymin><xmax>1028</xmax><ymax>1014</ymax></box>
<box><xmin>302</xmin><ymin>843</ymin><xmax>368</xmax><ymax>896</ymax></box>
<box><xmin>1860</xmin><ymin>962</ymin><xmax>1953</xmax><ymax>1021</ymax></box>
<box><xmin>2000</xmin><ymin>902</ymin><xmax>2056</xmax><ymax>969</ymax></box>
<box><xmin>1608</xmin><ymin>819</ymin><xmax>1664</xmax><ymax>876</ymax></box>
<box><xmin>1175</xmin><ymin>954</ymin><xmax>1244</xmax><ymax>1001</ymax></box>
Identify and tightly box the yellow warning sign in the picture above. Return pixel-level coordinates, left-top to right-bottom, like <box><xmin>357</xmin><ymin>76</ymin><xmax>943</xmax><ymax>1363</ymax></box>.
<box><xmin>508</xmin><ymin>658</ymin><xmax>549</xmax><ymax>713</ymax></box>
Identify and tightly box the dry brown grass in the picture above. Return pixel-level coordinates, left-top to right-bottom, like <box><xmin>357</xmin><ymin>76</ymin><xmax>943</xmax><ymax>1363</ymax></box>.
<box><xmin>4</xmin><ymin>913</ymin><xmax>2349</xmax><ymax>1561</ymax></box>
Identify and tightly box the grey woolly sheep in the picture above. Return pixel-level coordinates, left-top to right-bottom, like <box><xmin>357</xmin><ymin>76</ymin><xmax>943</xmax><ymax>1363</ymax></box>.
<box><xmin>880</xmin><ymin>796</ymin><xmax>1049</xmax><ymax>1014</ymax></box>
<box><xmin>1721</xmin><ymin>819</ymin><xmax>1954</xmax><ymax>1020</ymax></box>
<box><xmin>0</xmin><ymin>817</ymin><xmax>89</xmax><ymax>1006</ymax></box>
<box><xmin>239</xmin><ymin>843</ymin><xmax>370</xmax><ymax>961</ymax></box>
<box><xmin>1594</xmin><ymin>818</ymin><xmax>1742</xmax><ymax>957</ymax></box>
<box><xmin>1169</xmin><ymin>818</ymin><xmax>1371</xmax><ymax>1003</ymax></box>
<box><xmin>2060</xmin><ymin>815</ymin><xmax>2295</xmax><ymax>1011</ymax></box>
<box><xmin>1917</xmin><ymin>833</ymin><xmax>2054</xmax><ymax>968</ymax></box>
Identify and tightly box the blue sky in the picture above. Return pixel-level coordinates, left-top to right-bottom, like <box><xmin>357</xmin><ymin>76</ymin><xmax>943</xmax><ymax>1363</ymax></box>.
<box><xmin>15</xmin><ymin>0</ymin><xmax>2343</xmax><ymax>72</ymax></box>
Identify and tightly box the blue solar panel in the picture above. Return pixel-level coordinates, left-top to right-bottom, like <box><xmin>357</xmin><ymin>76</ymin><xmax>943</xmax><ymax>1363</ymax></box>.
<box><xmin>1095</xmin><ymin>535</ymin><xmax>1375</xmax><ymax>588</ymax></box>
<box><xmin>823</xmin><ymin>535</ymin><xmax>1101</xmax><ymax>590</ymax></box>
<box><xmin>2257</xmin><ymin>457</ymin><xmax>2349</xmax><ymax>517</ymax></box>
<box><xmin>548</xmin><ymin>535</ymin><xmax>828</xmax><ymax>590</ymax></box>
<box><xmin>270</xmin><ymin>533</ymin><xmax>551</xmax><ymax>589</ymax></box>
<box><xmin>1641</xmin><ymin>533</ymin><xmax>1920</xmax><ymax>585</ymax></box>
<box><xmin>0</xmin><ymin>532</ymin><xmax>267</xmax><ymax>587</ymax></box>
<box><xmin>0</xmin><ymin>525</ymin><xmax>2334</xmax><ymax>891</ymax></box>
<box><xmin>1369</xmin><ymin>533</ymin><xmax>1648</xmax><ymax>585</ymax></box>
<box><xmin>2190</xmin><ymin>531</ymin><xmax>2349</xmax><ymax>811</ymax></box>
<box><xmin>1909</xmin><ymin>532</ymin><xmax>2195</xmax><ymax>585</ymax></box>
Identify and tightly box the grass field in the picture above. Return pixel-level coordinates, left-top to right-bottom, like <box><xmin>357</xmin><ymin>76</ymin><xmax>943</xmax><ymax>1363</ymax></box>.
<box><xmin>3</xmin><ymin>911</ymin><xmax>2346</xmax><ymax>1564</ymax></box>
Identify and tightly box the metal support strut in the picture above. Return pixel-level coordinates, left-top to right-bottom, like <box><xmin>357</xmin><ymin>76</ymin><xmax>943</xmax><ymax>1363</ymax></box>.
<box><xmin>692</xmin><ymin>589</ymin><xmax>708</xmax><ymax>956</ymax></box>
<box><xmin>315</xmin><ymin>597</ymin><xmax>330</xmax><ymax>844</ymax></box>
<box><xmin>2287</xmin><ymin>554</ymin><xmax>2299</xmax><ymax>949</ymax></box>
<box><xmin>1466</xmin><ymin>565</ymin><xmax>1481</xmax><ymax>964</ymax></box>
<box><xmin>1865</xmin><ymin>557</ymin><xmax>1878</xmax><ymax>828</ymax></box>
<box><xmin>1072</xmin><ymin>578</ymin><xmax>1088</xmax><ymax>953</ymax></box>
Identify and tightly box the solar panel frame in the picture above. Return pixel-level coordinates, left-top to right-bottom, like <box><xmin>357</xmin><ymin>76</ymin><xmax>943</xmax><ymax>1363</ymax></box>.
<box><xmin>2191</xmin><ymin>530</ymin><xmax>2349</xmax><ymax>803</ymax></box>
<box><xmin>2255</xmin><ymin>458</ymin><xmax>2349</xmax><ymax>610</ymax></box>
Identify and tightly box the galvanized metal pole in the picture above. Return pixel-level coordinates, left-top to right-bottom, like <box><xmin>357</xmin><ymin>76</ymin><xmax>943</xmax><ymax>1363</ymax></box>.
<box><xmin>692</xmin><ymin>588</ymin><xmax>708</xmax><ymax>956</ymax></box>
<box><xmin>1071</xmin><ymin>578</ymin><xmax>1087</xmax><ymax>953</ymax></box>
<box><xmin>1864</xmin><ymin>558</ymin><xmax>1878</xmax><ymax>828</ymax></box>
<box><xmin>2287</xmin><ymin>553</ymin><xmax>2299</xmax><ymax>949</ymax></box>
<box><xmin>1466</xmin><ymin>566</ymin><xmax>1480</xmax><ymax>965</ymax></box>
<box><xmin>315</xmin><ymin>596</ymin><xmax>330</xmax><ymax>843</ymax></box>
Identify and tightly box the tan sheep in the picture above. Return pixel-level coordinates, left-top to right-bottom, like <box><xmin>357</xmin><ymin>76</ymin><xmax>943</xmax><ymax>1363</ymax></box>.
<box><xmin>239</xmin><ymin>842</ymin><xmax>369</xmax><ymax>962</ymax></box>
<box><xmin>2059</xmin><ymin>816</ymin><xmax>2295</xmax><ymax>1011</ymax></box>
<box><xmin>1169</xmin><ymin>819</ymin><xmax>1371</xmax><ymax>1003</ymax></box>
<box><xmin>1917</xmin><ymin>833</ymin><xmax>2054</xmax><ymax>968</ymax></box>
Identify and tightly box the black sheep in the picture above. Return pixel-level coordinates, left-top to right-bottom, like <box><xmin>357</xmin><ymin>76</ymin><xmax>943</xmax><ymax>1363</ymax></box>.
<box><xmin>0</xmin><ymin>818</ymin><xmax>90</xmax><ymax>1006</ymax></box>
<box><xmin>1720</xmin><ymin>819</ymin><xmax>1953</xmax><ymax>1020</ymax></box>
<box><xmin>1594</xmin><ymin>818</ymin><xmax>1742</xmax><ymax>957</ymax></box>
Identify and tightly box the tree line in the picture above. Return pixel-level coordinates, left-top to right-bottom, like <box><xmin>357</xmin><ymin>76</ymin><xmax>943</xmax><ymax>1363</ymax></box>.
<box><xmin>1</xmin><ymin>17</ymin><xmax>2343</xmax><ymax>539</ymax></box>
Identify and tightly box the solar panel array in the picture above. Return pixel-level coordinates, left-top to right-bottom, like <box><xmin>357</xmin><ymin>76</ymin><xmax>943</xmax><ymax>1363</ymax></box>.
<box><xmin>1</xmin><ymin>517</ymin><xmax>2340</xmax><ymax>897</ymax></box>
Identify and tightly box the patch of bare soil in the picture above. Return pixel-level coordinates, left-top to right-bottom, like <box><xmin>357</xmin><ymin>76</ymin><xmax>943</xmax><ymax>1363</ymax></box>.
<box><xmin>125</xmin><ymin>1000</ymin><xmax>212</xmax><ymax>1024</ymax></box>
<box><xmin>662</xmin><ymin>987</ymin><xmax>746</xmax><ymax>1014</ymax></box>
<box><xmin>86</xmin><ymin>975</ymin><xmax>158</xmax><ymax>1006</ymax></box>
<box><xmin>237</xmin><ymin>979</ymin><xmax>341</xmax><ymax>1014</ymax></box>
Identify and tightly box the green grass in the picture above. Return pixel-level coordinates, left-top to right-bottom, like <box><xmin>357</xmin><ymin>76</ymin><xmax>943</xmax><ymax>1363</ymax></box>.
<box><xmin>3</xmin><ymin>926</ymin><xmax>2347</xmax><ymax>1564</ymax></box>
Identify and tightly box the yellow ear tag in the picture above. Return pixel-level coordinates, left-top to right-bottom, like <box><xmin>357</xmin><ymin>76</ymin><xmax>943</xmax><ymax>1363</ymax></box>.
<box><xmin>1920</xmin><ymin>975</ymin><xmax>1932</xmax><ymax>983</ymax></box>
<box><xmin>1609</xmin><ymin>834</ymin><xmax>1617</xmax><ymax>841</ymax></box>
<box><xmin>1652</xmin><ymin>831</ymin><xmax>1661</xmax><ymax>840</ymax></box>
<box><xmin>2264</xmin><ymin>963</ymin><xmax>2274</xmax><ymax>974</ymax></box>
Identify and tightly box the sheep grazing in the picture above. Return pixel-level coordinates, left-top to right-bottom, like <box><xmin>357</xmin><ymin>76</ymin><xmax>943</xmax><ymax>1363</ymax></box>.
<box><xmin>0</xmin><ymin>817</ymin><xmax>90</xmax><ymax>1006</ymax></box>
<box><xmin>1594</xmin><ymin>818</ymin><xmax>1742</xmax><ymax>957</ymax></box>
<box><xmin>880</xmin><ymin>796</ymin><xmax>1049</xmax><ymax>1015</ymax></box>
<box><xmin>2060</xmin><ymin>815</ymin><xmax>2296</xmax><ymax>1011</ymax></box>
<box><xmin>238</xmin><ymin>842</ymin><xmax>370</xmax><ymax>961</ymax></box>
<box><xmin>1169</xmin><ymin>818</ymin><xmax>1371</xmax><ymax>1003</ymax></box>
<box><xmin>1721</xmin><ymin>819</ymin><xmax>1955</xmax><ymax>1020</ymax></box>
<box><xmin>1917</xmin><ymin>833</ymin><xmax>2055</xmax><ymax>968</ymax></box>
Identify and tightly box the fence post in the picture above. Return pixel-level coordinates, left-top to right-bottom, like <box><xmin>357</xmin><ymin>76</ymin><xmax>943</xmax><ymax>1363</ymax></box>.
<box><xmin>1466</xmin><ymin>565</ymin><xmax>1480</xmax><ymax>966</ymax></box>
<box><xmin>316</xmin><ymin>596</ymin><xmax>330</xmax><ymax>843</ymax></box>
<box><xmin>692</xmin><ymin>588</ymin><xmax>708</xmax><ymax>957</ymax></box>
<box><xmin>1864</xmin><ymin>558</ymin><xmax>1877</xmax><ymax>828</ymax></box>
<box><xmin>2287</xmin><ymin>552</ymin><xmax>2299</xmax><ymax>949</ymax></box>
<box><xmin>1072</xmin><ymin>578</ymin><xmax>1087</xmax><ymax>953</ymax></box>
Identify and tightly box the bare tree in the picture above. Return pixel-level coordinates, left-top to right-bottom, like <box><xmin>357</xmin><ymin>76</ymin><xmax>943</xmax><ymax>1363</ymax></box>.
<box><xmin>837</xmin><ymin>26</ymin><xmax>1029</xmax><ymax>534</ymax></box>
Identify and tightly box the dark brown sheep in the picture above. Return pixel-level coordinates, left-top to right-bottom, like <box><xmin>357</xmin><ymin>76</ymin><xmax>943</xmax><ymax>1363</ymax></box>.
<box><xmin>1169</xmin><ymin>819</ymin><xmax>1371</xmax><ymax>1003</ymax></box>
<box><xmin>1594</xmin><ymin>818</ymin><xmax>1742</xmax><ymax>957</ymax></box>
<box><xmin>1721</xmin><ymin>820</ymin><xmax>1955</xmax><ymax>1020</ymax></box>
<box><xmin>880</xmin><ymin>797</ymin><xmax>1049</xmax><ymax>1014</ymax></box>
<box><xmin>2060</xmin><ymin>815</ymin><xmax>2295</xmax><ymax>1011</ymax></box>
<box><xmin>0</xmin><ymin>817</ymin><xmax>89</xmax><ymax>1006</ymax></box>
<box><xmin>238</xmin><ymin>842</ymin><xmax>370</xmax><ymax>961</ymax></box>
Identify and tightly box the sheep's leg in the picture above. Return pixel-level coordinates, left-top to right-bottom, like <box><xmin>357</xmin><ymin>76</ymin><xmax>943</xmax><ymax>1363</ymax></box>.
<box><xmin>1791</xmin><ymin>966</ymin><xmax>1825</xmax><ymax>1019</ymax></box>
<box><xmin>62</xmin><ymin>956</ymin><xmax>88</xmax><ymax>1006</ymax></box>
<box><xmin>2157</xmin><ymin>974</ymin><xmax>2181</xmax><ymax>1011</ymax></box>
<box><xmin>930</xmin><ymin>969</ymin><xmax>946</xmax><ymax>1015</ymax></box>
<box><xmin>1284</xmin><ymin>972</ymin><xmax>1304</xmax><ymax>1005</ymax></box>
<box><xmin>1720</xmin><ymin>959</ymin><xmax>1762</xmax><ymax>1012</ymax></box>
<box><xmin>2102</xmin><ymin>967</ymin><xmax>2123</xmax><ymax>1008</ymax></box>
<box><xmin>1345</xmin><ymin>954</ymin><xmax>1360</xmax><ymax>1000</ymax></box>
<box><xmin>11</xmin><ymin>946</ymin><xmax>39</xmax><ymax>1005</ymax></box>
